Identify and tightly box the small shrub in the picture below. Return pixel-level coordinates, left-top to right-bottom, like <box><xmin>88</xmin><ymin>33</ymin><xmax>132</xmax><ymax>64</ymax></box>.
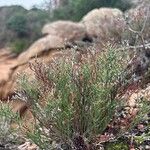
<box><xmin>105</xmin><ymin>141</ymin><xmax>128</xmax><ymax>150</ymax></box>
<box><xmin>10</xmin><ymin>39</ymin><xmax>28</xmax><ymax>54</ymax></box>
<box><xmin>0</xmin><ymin>102</ymin><xmax>20</xmax><ymax>145</ymax></box>
<box><xmin>18</xmin><ymin>46</ymin><xmax>129</xmax><ymax>149</ymax></box>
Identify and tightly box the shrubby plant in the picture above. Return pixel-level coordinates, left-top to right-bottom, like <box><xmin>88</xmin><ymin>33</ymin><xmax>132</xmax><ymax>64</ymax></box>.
<box><xmin>0</xmin><ymin>45</ymin><xmax>149</xmax><ymax>149</ymax></box>
<box><xmin>18</xmin><ymin>46</ymin><xmax>129</xmax><ymax>149</ymax></box>
<box><xmin>10</xmin><ymin>39</ymin><xmax>28</xmax><ymax>55</ymax></box>
<box><xmin>0</xmin><ymin>102</ymin><xmax>20</xmax><ymax>145</ymax></box>
<box><xmin>123</xmin><ymin>5</ymin><xmax>150</xmax><ymax>46</ymax></box>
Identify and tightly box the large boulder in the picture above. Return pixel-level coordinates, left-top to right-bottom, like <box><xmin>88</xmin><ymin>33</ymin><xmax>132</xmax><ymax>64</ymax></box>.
<box><xmin>81</xmin><ymin>8</ymin><xmax>125</xmax><ymax>40</ymax></box>
<box><xmin>17</xmin><ymin>35</ymin><xmax>64</xmax><ymax>65</ymax></box>
<box><xmin>42</xmin><ymin>21</ymin><xmax>86</xmax><ymax>41</ymax></box>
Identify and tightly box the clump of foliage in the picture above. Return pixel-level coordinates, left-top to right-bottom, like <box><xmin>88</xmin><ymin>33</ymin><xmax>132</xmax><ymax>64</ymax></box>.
<box><xmin>10</xmin><ymin>39</ymin><xmax>28</xmax><ymax>55</ymax></box>
<box><xmin>0</xmin><ymin>102</ymin><xmax>20</xmax><ymax>145</ymax></box>
<box><xmin>105</xmin><ymin>141</ymin><xmax>128</xmax><ymax>150</ymax></box>
<box><xmin>6</xmin><ymin>13</ymin><xmax>28</xmax><ymax>37</ymax></box>
<box><xmin>52</xmin><ymin>0</ymin><xmax>133</xmax><ymax>21</ymax></box>
<box><xmin>123</xmin><ymin>3</ymin><xmax>150</xmax><ymax>46</ymax></box>
<box><xmin>0</xmin><ymin>5</ymin><xmax>50</xmax><ymax>54</ymax></box>
<box><xmin>0</xmin><ymin>1</ymin><xmax>133</xmax><ymax>53</ymax></box>
<box><xmin>0</xmin><ymin>45</ymin><xmax>149</xmax><ymax>149</ymax></box>
<box><xmin>18</xmin><ymin>46</ymin><xmax>129</xmax><ymax>149</ymax></box>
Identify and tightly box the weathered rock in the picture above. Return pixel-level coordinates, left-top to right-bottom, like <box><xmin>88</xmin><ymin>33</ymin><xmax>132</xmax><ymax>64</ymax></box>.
<box><xmin>81</xmin><ymin>8</ymin><xmax>125</xmax><ymax>40</ymax></box>
<box><xmin>42</xmin><ymin>21</ymin><xmax>86</xmax><ymax>41</ymax></box>
<box><xmin>128</xmin><ymin>85</ymin><xmax>150</xmax><ymax>104</ymax></box>
<box><xmin>18</xmin><ymin>142</ymin><xmax>38</xmax><ymax>150</ymax></box>
<box><xmin>0</xmin><ymin>48</ymin><xmax>18</xmax><ymax>99</ymax></box>
<box><xmin>17</xmin><ymin>35</ymin><xmax>65</xmax><ymax>66</ymax></box>
<box><xmin>0</xmin><ymin>48</ymin><xmax>17</xmax><ymax>82</ymax></box>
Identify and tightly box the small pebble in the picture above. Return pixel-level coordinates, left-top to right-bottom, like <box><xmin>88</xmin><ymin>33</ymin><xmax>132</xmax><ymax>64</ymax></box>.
<box><xmin>145</xmin><ymin>145</ymin><xmax>150</xmax><ymax>149</ymax></box>
<box><xmin>137</xmin><ymin>124</ymin><xmax>144</xmax><ymax>131</ymax></box>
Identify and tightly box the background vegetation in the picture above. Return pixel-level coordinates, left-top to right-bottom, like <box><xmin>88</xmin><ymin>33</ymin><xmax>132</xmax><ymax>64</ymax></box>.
<box><xmin>52</xmin><ymin>0</ymin><xmax>132</xmax><ymax>21</ymax></box>
<box><xmin>0</xmin><ymin>0</ymin><xmax>132</xmax><ymax>54</ymax></box>
<box><xmin>0</xmin><ymin>6</ymin><xmax>50</xmax><ymax>53</ymax></box>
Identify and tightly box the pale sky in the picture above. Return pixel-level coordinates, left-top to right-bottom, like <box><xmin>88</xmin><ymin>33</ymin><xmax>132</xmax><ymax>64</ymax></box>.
<box><xmin>0</xmin><ymin>0</ymin><xmax>44</xmax><ymax>9</ymax></box>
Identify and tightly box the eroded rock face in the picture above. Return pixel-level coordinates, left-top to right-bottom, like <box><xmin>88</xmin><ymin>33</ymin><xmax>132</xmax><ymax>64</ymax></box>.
<box><xmin>0</xmin><ymin>48</ymin><xmax>17</xmax><ymax>82</ymax></box>
<box><xmin>17</xmin><ymin>35</ymin><xmax>65</xmax><ymax>66</ymax></box>
<box><xmin>0</xmin><ymin>48</ymin><xmax>18</xmax><ymax>99</ymax></box>
<box><xmin>81</xmin><ymin>8</ymin><xmax>125</xmax><ymax>40</ymax></box>
<box><xmin>42</xmin><ymin>21</ymin><xmax>86</xmax><ymax>41</ymax></box>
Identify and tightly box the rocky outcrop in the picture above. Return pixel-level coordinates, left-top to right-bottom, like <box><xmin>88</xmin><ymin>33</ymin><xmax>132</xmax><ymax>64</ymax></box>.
<box><xmin>42</xmin><ymin>21</ymin><xmax>87</xmax><ymax>41</ymax></box>
<box><xmin>81</xmin><ymin>8</ymin><xmax>125</xmax><ymax>40</ymax></box>
<box><xmin>17</xmin><ymin>35</ymin><xmax>65</xmax><ymax>66</ymax></box>
<box><xmin>0</xmin><ymin>48</ymin><xmax>17</xmax><ymax>81</ymax></box>
<box><xmin>0</xmin><ymin>48</ymin><xmax>18</xmax><ymax>99</ymax></box>
<box><xmin>41</xmin><ymin>8</ymin><xmax>127</xmax><ymax>44</ymax></box>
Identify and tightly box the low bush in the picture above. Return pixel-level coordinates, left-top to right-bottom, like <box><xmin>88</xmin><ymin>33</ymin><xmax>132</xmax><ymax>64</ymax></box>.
<box><xmin>0</xmin><ymin>45</ymin><xmax>149</xmax><ymax>149</ymax></box>
<box><xmin>0</xmin><ymin>102</ymin><xmax>20</xmax><ymax>146</ymax></box>
<box><xmin>18</xmin><ymin>46</ymin><xmax>129</xmax><ymax>149</ymax></box>
<box><xmin>10</xmin><ymin>39</ymin><xmax>28</xmax><ymax>54</ymax></box>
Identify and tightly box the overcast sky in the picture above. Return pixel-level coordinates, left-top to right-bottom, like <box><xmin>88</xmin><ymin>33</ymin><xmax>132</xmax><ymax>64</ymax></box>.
<box><xmin>0</xmin><ymin>0</ymin><xmax>43</xmax><ymax>9</ymax></box>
